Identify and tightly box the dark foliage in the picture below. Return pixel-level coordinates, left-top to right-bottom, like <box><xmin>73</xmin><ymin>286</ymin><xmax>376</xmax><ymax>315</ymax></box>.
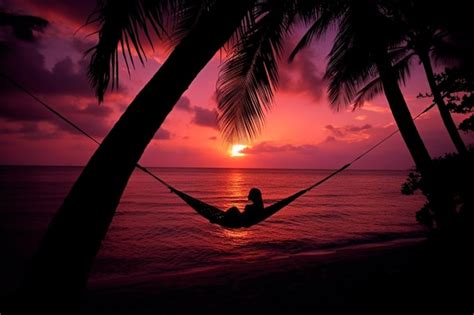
<box><xmin>402</xmin><ymin>149</ymin><xmax>474</xmax><ymax>232</ymax></box>
<box><xmin>418</xmin><ymin>67</ymin><xmax>474</xmax><ymax>132</ymax></box>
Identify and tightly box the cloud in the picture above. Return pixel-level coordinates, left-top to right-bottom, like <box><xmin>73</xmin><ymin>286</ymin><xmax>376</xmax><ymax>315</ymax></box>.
<box><xmin>0</xmin><ymin>25</ymin><xmax>126</xmax><ymax>141</ymax></box>
<box><xmin>0</xmin><ymin>40</ymin><xmax>92</xmax><ymax>96</ymax></box>
<box><xmin>325</xmin><ymin>124</ymin><xmax>373</xmax><ymax>142</ymax></box>
<box><xmin>4</xmin><ymin>0</ymin><xmax>97</xmax><ymax>26</ymax></box>
<box><xmin>278</xmin><ymin>41</ymin><xmax>326</xmax><ymax>102</ymax></box>
<box><xmin>154</xmin><ymin>128</ymin><xmax>172</xmax><ymax>140</ymax></box>
<box><xmin>0</xmin><ymin>120</ymin><xmax>60</xmax><ymax>139</ymax></box>
<box><xmin>242</xmin><ymin>142</ymin><xmax>319</xmax><ymax>155</ymax></box>
<box><xmin>63</xmin><ymin>103</ymin><xmax>114</xmax><ymax>137</ymax></box>
<box><xmin>191</xmin><ymin>106</ymin><xmax>217</xmax><ymax>129</ymax></box>
<box><xmin>325</xmin><ymin>124</ymin><xmax>372</xmax><ymax>135</ymax></box>
<box><xmin>0</xmin><ymin>89</ymin><xmax>115</xmax><ymax>138</ymax></box>
<box><xmin>175</xmin><ymin>96</ymin><xmax>192</xmax><ymax>111</ymax></box>
<box><xmin>360</xmin><ymin>102</ymin><xmax>389</xmax><ymax>113</ymax></box>
<box><xmin>71</xmin><ymin>37</ymin><xmax>96</xmax><ymax>55</ymax></box>
<box><xmin>355</xmin><ymin>115</ymin><xmax>367</xmax><ymax>121</ymax></box>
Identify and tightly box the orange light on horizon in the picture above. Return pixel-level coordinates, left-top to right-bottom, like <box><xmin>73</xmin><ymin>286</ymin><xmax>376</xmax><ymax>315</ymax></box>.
<box><xmin>230</xmin><ymin>144</ymin><xmax>247</xmax><ymax>157</ymax></box>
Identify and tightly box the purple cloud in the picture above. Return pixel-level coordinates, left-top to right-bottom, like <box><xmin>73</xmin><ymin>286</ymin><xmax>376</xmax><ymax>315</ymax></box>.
<box><xmin>191</xmin><ymin>106</ymin><xmax>217</xmax><ymax>129</ymax></box>
<box><xmin>154</xmin><ymin>128</ymin><xmax>171</xmax><ymax>140</ymax></box>
<box><xmin>175</xmin><ymin>96</ymin><xmax>192</xmax><ymax>111</ymax></box>
<box><xmin>324</xmin><ymin>136</ymin><xmax>337</xmax><ymax>143</ymax></box>
<box><xmin>0</xmin><ymin>120</ymin><xmax>61</xmax><ymax>139</ymax></box>
<box><xmin>71</xmin><ymin>37</ymin><xmax>96</xmax><ymax>55</ymax></box>
<box><xmin>0</xmin><ymin>93</ymin><xmax>115</xmax><ymax>138</ymax></box>
<box><xmin>242</xmin><ymin>142</ymin><xmax>319</xmax><ymax>155</ymax></box>
<box><xmin>6</xmin><ymin>0</ymin><xmax>97</xmax><ymax>25</ymax></box>
<box><xmin>0</xmin><ymin>22</ymin><xmax>127</xmax><ymax>141</ymax></box>
<box><xmin>0</xmin><ymin>40</ymin><xmax>92</xmax><ymax>96</ymax></box>
<box><xmin>322</xmin><ymin>123</ymin><xmax>376</xmax><ymax>144</ymax></box>
<box><xmin>325</xmin><ymin>124</ymin><xmax>372</xmax><ymax>137</ymax></box>
<box><xmin>278</xmin><ymin>41</ymin><xmax>326</xmax><ymax>102</ymax></box>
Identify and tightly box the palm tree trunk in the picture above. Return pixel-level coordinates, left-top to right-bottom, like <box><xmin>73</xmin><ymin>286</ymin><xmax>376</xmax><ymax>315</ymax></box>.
<box><xmin>418</xmin><ymin>51</ymin><xmax>468</xmax><ymax>155</ymax></box>
<box><xmin>373</xmin><ymin>47</ymin><xmax>455</xmax><ymax>230</ymax></box>
<box><xmin>15</xmin><ymin>1</ymin><xmax>255</xmax><ymax>313</ymax></box>
<box><xmin>374</xmin><ymin>50</ymin><xmax>433</xmax><ymax>176</ymax></box>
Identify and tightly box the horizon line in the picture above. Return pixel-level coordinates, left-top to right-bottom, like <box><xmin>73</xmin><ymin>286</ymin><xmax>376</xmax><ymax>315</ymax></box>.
<box><xmin>0</xmin><ymin>164</ymin><xmax>415</xmax><ymax>172</ymax></box>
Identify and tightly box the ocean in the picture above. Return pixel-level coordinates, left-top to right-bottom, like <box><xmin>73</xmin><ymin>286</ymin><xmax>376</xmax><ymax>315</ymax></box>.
<box><xmin>0</xmin><ymin>166</ymin><xmax>426</xmax><ymax>293</ymax></box>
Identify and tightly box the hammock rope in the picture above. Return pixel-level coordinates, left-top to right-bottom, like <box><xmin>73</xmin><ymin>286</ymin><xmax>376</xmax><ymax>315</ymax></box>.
<box><xmin>0</xmin><ymin>72</ymin><xmax>437</xmax><ymax>228</ymax></box>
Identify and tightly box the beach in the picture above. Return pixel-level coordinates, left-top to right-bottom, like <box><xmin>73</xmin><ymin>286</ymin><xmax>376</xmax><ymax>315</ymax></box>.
<box><xmin>81</xmin><ymin>237</ymin><xmax>472</xmax><ymax>314</ymax></box>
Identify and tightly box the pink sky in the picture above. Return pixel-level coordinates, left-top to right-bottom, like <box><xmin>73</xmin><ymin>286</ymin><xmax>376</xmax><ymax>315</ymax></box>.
<box><xmin>1</xmin><ymin>0</ymin><xmax>472</xmax><ymax>169</ymax></box>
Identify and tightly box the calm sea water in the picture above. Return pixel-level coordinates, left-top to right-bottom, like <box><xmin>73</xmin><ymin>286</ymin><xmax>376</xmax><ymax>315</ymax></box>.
<box><xmin>0</xmin><ymin>166</ymin><xmax>426</xmax><ymax>291</ymax></box>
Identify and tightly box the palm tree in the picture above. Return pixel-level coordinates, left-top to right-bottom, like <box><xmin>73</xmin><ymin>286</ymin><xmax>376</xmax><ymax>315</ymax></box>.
<box><xmin>348</xmin><ymin>0</ymin><xmax>468</xmax><ymax>154</ymax></box>
<box><xmin>284</xmin><ymin>0</ymin><xmax>454</xmax><ymax>227</ymax></box>
<box><xmin>216</xmin><ymin>0</ymin><xmax>454</xmax><ymax>230</ymax></box>
<box><xmin>216</xmin><ymin>0</ymin><xmax>345</xmax><ymax>143</ymax></box>
<box><xmin>400</xmin><ymin>1</ymin><xmax>467</xmax><ymax>154</ymax></box>
<box><xmin>15</xmin><ymin>1</ymin><xmax>259</xmax><ymax>313</ymax></box>
<box><xmin>216</xmin><ymin>0</ymin><xmax>298</xmax><ymax>142</ymax></box>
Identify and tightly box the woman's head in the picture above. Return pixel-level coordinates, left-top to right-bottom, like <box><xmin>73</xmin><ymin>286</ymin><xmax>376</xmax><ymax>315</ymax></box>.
<box><xmin>248</xmin><ymin>188</ymin><xmax>262</xmax><ymax>203</ymax></box>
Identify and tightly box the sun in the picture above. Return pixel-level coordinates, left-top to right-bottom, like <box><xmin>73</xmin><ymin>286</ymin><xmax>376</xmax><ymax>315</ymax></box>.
<box><xmin>230</xmin><ymin>144</ymin><xmax>247</xmax><ymax>157</ymax></box>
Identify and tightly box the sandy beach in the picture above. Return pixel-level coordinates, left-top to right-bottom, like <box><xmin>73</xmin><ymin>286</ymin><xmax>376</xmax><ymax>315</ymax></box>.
<box><xmin>81</xmin><ymin>238</ymin><xmax>473</xmax><ymax>314</ymax></box>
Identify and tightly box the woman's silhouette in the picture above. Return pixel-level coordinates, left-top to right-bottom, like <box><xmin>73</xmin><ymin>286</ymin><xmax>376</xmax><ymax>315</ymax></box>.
<box><xmin>225</xmin><ymin>188</ymin><xmax>264</xmax><ymax>223</ymax></box>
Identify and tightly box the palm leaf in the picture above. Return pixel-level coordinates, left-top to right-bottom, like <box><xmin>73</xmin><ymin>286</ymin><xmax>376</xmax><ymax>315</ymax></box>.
<box><xmin>325</xmin><ymin>1</ymin><xmax>407</xmax><ymax>110</ymax></box>
<box><xmin>324</xmin><ymin>5</ymin><xmax>377</xmax><ymax>110</ymax></box>
<box><xmin>170</xmin><ymin>0</ymin><xmax>215</xmax><ymax>46</ymax></box>
<box><xmin>216</xmin><ymin>0</ymin><xmax>295</xmax><ymax>143</ymax></box>
<box><xmin>289</xmin><ymin>1</ymin><xmax>345</xmax><ymax>62</ymax></box>
<box><xmin>353</xmin><ymin>52</ymin><xmax>415</xmax><ymax>108</ymax></box>
<box><xmin>86</xmin><ymin>0</ymin><xmax>187</xmax><ymax>102</ymax></box>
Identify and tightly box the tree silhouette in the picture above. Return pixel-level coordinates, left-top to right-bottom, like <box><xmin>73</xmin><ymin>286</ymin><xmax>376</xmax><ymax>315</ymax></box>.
<box><xmin>287</xmin><ymin>0</ymin><xmax>455</xmax><ymax>229</ymax></box>
<box><xmin>14</xmin><ymin>1</ymin><xmax>259</xmax><ymax>313</ymax></box>
<box><xmin>350</xmin><ymin>0</ymin><xmax>468</xmax><ymax>154</ymax></box>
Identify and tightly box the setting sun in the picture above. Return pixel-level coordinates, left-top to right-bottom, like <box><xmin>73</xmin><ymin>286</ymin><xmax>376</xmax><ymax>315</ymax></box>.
<box><xmin>230</xmin><ymin>144</ymin><xmax>247</xmax><ymax>157</ymax></box>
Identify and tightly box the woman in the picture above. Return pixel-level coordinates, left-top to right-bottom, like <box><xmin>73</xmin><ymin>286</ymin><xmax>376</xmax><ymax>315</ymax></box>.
<box><xmin>225</xmin><ymin>188</ymin><xmax>264</xmax><ymax>223</ymax></box>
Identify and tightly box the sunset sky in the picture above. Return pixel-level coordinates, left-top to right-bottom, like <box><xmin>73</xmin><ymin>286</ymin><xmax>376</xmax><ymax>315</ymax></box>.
<box><xmin>1</xmin><ymin>0</ymin><xmax>473</xmax><ymax>169</ymax></box>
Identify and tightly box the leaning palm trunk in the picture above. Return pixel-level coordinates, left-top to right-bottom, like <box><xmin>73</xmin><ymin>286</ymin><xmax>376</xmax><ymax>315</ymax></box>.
<box><xmin>418</xmin><ymin>51</ymin><xmax>468</xmax><ymax>155</ymax></box>
<box><xmin>373</xmin><ymin>46</ymin><xmax>455</xmax><ymax>230</ymax></box>
<box><xmin>15</xmin><ymin>1</ymin><xmax>255</xmax><ymax>313</ymax></box>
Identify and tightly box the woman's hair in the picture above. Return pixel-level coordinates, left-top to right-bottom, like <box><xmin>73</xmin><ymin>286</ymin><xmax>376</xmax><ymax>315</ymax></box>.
<box><xmin>248</xmin><ymin>188</ymin><xmax>263</xmax><ymax>205</ymax></box>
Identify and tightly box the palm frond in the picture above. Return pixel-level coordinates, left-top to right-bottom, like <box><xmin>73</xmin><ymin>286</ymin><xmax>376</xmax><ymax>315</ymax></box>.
<box><xmin>216</xmin><ymin>0</ymin><xmax>295</xmax><ymax>143</ymax></box>
<box><xmin>353</xmin><ymin>52</ymin><xmax>415</xmax><ymax>108</ymax></box>
<box><xmin>324</xmin><ymin>1</ymin><xmax>407</xmax><ymax>110</ymax></box>
<box><xmin>324</xmin><ymin>6</ymin><xmax>377</xmax><ymax>110</ymax></box>
<box><xmin>87</xmin><ymin>0</ymin><xmax>184</xmax><ymax>102</ymax></box>
<box><xmin>289</xmin><ymin>1</ymin><xmax>344</xmax><ymax>62</ymax></box>
<box><xmin>170</xmin><ymin>0</ymin><xmax>215</xmax><ymax>46</ymax></box>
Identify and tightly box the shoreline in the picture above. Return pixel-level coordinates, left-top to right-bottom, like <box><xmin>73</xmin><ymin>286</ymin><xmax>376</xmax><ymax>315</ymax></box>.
<box><xmin>82</xmin><ymin>236</ymin><xmax>473</xmax><ymax>314</ymax></box>
<box><xmin>86</xmin><ymin>236</ymin><xmax>425</xmax><ymax>291</ymax></box>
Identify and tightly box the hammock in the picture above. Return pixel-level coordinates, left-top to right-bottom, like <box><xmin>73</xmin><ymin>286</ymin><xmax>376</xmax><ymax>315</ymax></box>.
<box><xmin>172</xmin><ymin>187</ymin><xmax>311</xmax><ymax>228</ymax></box>
<box><xmin>164</xmin><ymin>163</ymin><xmax>350</xmax><ymax>228</ymax></box>
<box><xmin>0</xmin><ymin>73</ymin><xmax>437</xmax><ymax>229</ymax></box>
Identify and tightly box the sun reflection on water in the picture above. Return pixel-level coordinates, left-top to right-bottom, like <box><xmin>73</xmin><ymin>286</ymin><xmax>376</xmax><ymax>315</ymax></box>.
<box><xmin>221</xmin><ymin>227</ymin><xmax>252</xmax><ymax>246</ymax></box>
<box><xmin>223</xmin><ymin>170</ymin><xmax>248</xmax><ymax>209</ymax></box>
